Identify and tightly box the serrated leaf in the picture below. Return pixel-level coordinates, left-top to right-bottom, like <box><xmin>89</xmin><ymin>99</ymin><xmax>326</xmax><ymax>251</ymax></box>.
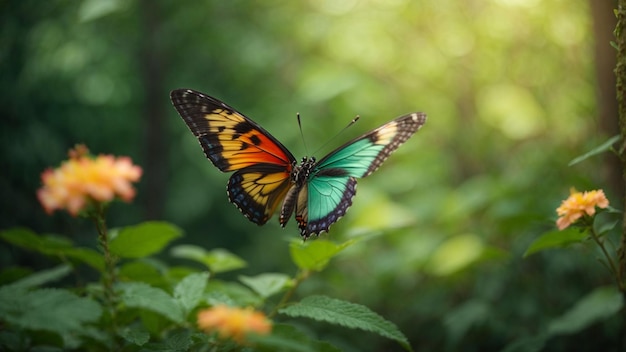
<box><xmin>9</xmin><ymin>264</ymin><xmax>72</xmax><ymax>289</ymax></box>
<box><xmin>568</xmin><ymin>135</ymin><xmax>620</xmax><ymax>166</ymax></box>
<box><xmin>523</xmin><ymin>228</ymin><xmax>588</xmax><ymax>257</ymax></box>
<box><xmin>143</xmin><ymin>329</ymin><xmax>192</xmax><ymax>352</ymax></box>
<box><xmin>239</xmin><ymin>273</ymin><xmax>291</xmax><ymax>299</ymax></box>
<box><xmin>117</xmin><ymin>282</ymin><xmax>184</xmax><ymax>323</ymax></box>
<box><xmin>174</xmin><ymin>272</ymin><xmax>210</xmax><ymax>316</ymax></box>
<box><xmin>119</xmin><ymin>326</ymin><xmax>150</xmax><ymax>346</ymax></box>
<box><xmin>0</xmin><ymin>286</ymin><xmax>102</xmax><ymax>336</ymax></box>
<box><xmin>289</xmin><ymin>239</ymin><xmax>355</xmax><ymax>271</ymax></box>
<box><xmin>110</xmin><ymin>221</ymin><xmax>182</xmax><ymax>258</ymax></box>
<box><xmin>170</xmin><ymin>245</ymin><xmax>246</xmax><ymax>273</ymax></box>
<box><xmin>279</xmin><ymin>295</ymin><xmax>411</xmax><ymax>351</ymax></box>
<box><xmin>547</xmin><ymin>286</ymin><xmax>623</xmax><ymax>335</ymax></box>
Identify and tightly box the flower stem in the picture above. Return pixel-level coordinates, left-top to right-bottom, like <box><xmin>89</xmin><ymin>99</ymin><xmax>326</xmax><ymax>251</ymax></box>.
<box><xmin>590</xmin><ymin>226</ymin><xmax>624</xmax><ymax>291</ymax></box>
<box><xmin>92</xmin><ymin>203</ymin><xmax>119</xmax><ymax>332</ymax></box>
<box><xmin>269</xmin><ymin>270</ymin><xmax>311</xmax><ymax>318</ymax></box>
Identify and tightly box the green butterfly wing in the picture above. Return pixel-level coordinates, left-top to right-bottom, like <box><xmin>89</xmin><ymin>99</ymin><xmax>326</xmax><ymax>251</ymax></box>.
<box><xmin>299</xmin><ymin>112</ymin><xmax>427</xmax><ymax>238</ymax></box>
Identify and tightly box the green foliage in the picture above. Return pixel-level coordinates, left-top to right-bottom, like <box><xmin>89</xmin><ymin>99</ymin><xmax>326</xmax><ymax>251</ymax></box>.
<box><xmin>239</xmin><ymin>273</ymin><xmax>292</xmax><ymax>299</ymax></box>
<box><xmin>170</xmin><ymin>245</ymin><xmax>247</xmax><ymax>273</ymax></box>
<box><xmin>110</xmin><ymin>221</ymin><xmax>182</xmax><ymax>258</ymax></box>
<box><xmin>0</xmin><ymin>226</ymin><xmax>412</xmax><ymax>351</ymax></box>
<box><xmin>251</xmin><ymin>324</ymin><xmax>341</xmax><ymax>352</ymax></box>
<box><xmin>524</xmin><ymin>229</ymin><xmax>589</xmax><ymax>257</ymax></box>
<box><xmin>289</xmin><ymin>239</ymin><xmax>356</xmax><ymax>271</ymax></box>
<box><xmin>547</xmin><ymin>286</ymin><xmax>624</xmax><ymax>336</ymax></box>
<box><xmin>568</xmin><ymin>135</ymin><xmax>621</xmax><ymax>166</ymax></box>
<box><xmin>0</xmin><ymin>285</ymin><xmax>102</xmax><ymax>349</ymax></box>
<box><xmin>174</xmin><ymin>272</ymin><xmax>210</xmax><ymax>316</ymax></box>
<box><xmin>0</xmin><ymin>228</ymin><xmax>104</xmax><ymax>271</ymax></box>
<box><xmin>279</xmin><ymin>295</ymin><xmax>411</xmax><ymax>351</ymax></box>
<box><xmin>503</xmin><ymin>286</ymin><xmax>624</xmax><ymax>351</ymax></box>
<box><xmin>117</xmin><ymin>282</ymin><xmax>186</xmax><ymax>324</ymax></box>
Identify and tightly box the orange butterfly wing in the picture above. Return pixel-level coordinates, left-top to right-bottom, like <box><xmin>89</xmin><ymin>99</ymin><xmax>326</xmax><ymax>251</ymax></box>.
<box><xmin>171</xmin><ymin>89</ymin><xmax>295</xmax><ymax>225</ymax></box>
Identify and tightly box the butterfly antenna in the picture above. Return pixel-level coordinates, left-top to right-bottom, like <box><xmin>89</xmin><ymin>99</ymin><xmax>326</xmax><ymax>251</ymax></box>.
<box><xmin>297</xmin><ymin>113</ymin><xmax>309</xmax><ymax>154</ymax></box>
<box><xmin>310</xmin><ymin>115</ymin><xmax>360</xmax><ymax>156</ymax></box>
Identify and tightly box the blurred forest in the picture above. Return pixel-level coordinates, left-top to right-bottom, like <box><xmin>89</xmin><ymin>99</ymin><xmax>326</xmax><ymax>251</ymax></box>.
<box><xmin>1</xmin><ymin>0</ymin><xmax>624</xmax><ymax>351</ymax></box>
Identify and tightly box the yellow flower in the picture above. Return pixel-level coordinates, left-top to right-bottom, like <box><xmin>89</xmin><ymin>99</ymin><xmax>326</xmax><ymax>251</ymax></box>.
<box><xmin>197</xmin><ymin>305</ymin><xmax>272</xmax><ymax>344</ymax></box>
<box><xmin>556</xmin><ymin>189</ymin><xmax>609</xmax><ymax>230</ymax></box>
<box><xmin>37</xmin><ymin>145</ymin><xmax>142</xmax><ymax>216</ymax></box>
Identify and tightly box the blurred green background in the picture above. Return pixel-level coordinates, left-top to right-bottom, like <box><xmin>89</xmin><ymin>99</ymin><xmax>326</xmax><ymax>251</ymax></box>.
<box><xmin>1</xmin><ymin>0</ymin><xmax>623</xmax><ymax>350</ymax></box>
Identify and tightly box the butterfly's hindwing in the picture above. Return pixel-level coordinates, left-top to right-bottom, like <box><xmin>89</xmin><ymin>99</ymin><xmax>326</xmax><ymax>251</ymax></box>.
<box><xmin>302</xmin><ymin>176</ymin><xmax>357</xmax><ymax>237</ymax></box>
<box><xmin>228</xmin><ymin>164</ymin><xmax>292</xmax><ymax>225</ymax></box>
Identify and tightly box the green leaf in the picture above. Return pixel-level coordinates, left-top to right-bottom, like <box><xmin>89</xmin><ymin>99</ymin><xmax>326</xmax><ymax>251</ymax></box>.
<box><xmin>239</xmin><ymin>273</ymin><xmax>291</xmax><ymax>299</ymax></box>
<box><xmin>60</xmin><ymin>247</ymin><xmax>105</xmax><ymax>271</ymax></box>
<box><xmin>119</xmin><ymin>325</ymin><xmax>150</xmax><ymax>346</ymax></box>
<box><xmin>170</xmin><ymin>245</ymin><xmax>246</xmax><ymax>273</ymax></box>
<box><xmin>110</xmin><ymin>221</ymin><xmax>182</xmax><ymax>258</ymax></box>
<box><xmin>9</xmin><ymin>264</ymin><xmax>72</xmax><ymax>289</ymax></box>
<box><xmin>118</xmin><ymin>260</ymin><xmax>164</xmax><ymax>286</ymax></box>
<box><xmin>0</xmin><ymin>286</ymin><xmax>102</xmax><ymax>336</ymax></box>
<box><xmin>251</xmin><ymin>323</ymin><xmax>340</xmax><ymax>352</ymax></box>
<box><xmin>523</xmin><ymin>228</ymin><xmax>588</xmax><ymax>257</ymax></box>
<box><xmin>205</xmin><ymin>281</ymin><xmax>262</xmax><ymax>307</ymax></box>
<box><xmin>142</xmin><ymin>329</ymin><xmax>192</xmax><ymax>352</ymax></box>
<box><xmin>0</xmin><ymin>227</ymin><xmax>51</xmax><ymax>250</ymax></box>
<box><xmin>117</xmin><ymin>282</ymin><xmax>184</xmax><ymax>323</ymax></box>
<box><xmin>279</xmin><ymin>295</ymin><xmax>411</xmax><ymax>351</ymax></box>
<box><xmin>174</xmin><ymin>272</ymin><xmax>210</xmax><ymax>316</ymax></box>
<box><xmin>547</xmin><ymin>286</ymin><xmax>624</xmax><ymax>335</ymax></box>
<box><xmin>568</xmin><ymin>135</ymin><xmax>620</xmax><ymax>166</ymax></box>
<box><xmin>0</xmin><ymin>228</ymin><xmax>104</xmax><ymax>271</ymax></box>
<box><xmin>289</xmin><ymin>239</ymin><xmax>355</xmax><ymax>271</ymax></box>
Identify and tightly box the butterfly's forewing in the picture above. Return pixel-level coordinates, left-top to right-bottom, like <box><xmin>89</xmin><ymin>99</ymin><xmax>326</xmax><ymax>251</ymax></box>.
<box><xmin>300</xmin><ymin>112</ymin><xmax>427</xmax><ymax>237</ymax></box>
<box><xmin>171</xmin><ymin>89</ymin><xmax>296</xmax><ymax>225</ymax></box>
<box><xmin>315</xmin><ymin>112</ymin><xmax>427</xmax><ymax>177</ymax></box>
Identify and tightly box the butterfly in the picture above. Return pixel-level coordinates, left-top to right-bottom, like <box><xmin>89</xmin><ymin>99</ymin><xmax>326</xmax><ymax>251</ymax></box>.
<box><xmin>170</xmin><ymin>89</ymin><xmax>426</xmax><ymax>239</ymax></box>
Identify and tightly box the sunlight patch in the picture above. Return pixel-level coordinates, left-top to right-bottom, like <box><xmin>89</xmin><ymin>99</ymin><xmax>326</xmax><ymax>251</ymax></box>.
<box><xmin>427</xmin><ymin>234</ymin><xmax>484</xmax><ymax>276</ymax></box>
<box><xmin>477</xmin><ymin>84</ymin><xmax>545</xmax><ymax>139</ymax></box>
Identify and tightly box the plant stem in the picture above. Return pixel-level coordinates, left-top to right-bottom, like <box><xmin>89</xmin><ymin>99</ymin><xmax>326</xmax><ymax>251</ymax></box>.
<box><xmin>269</xmin><ymin>270</ymin><xmax>311</xmax><ymax>318</ymax></box>
<box><xmin>92</xmin><ymin>202</ymin><xmax>119</xmax><ymax>332</ymax></box>
<box><xmin>590</xmin><ymin>226</ymin><xmax>624</xmax><ymax>291</ymax></box>
<box><xmin>615</xmin><ymin>0</ymin><xmax>626</xmax><ymax>294</ymax></box>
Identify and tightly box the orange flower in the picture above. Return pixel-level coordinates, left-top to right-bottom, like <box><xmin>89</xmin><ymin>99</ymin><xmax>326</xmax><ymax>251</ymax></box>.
<box><xmin>556</xmin><ymin>189</ymin><xmax>609</xmax><ymax>230</ymax></box>
<box><xmin>197</xmin><ymin>305</ymin><xmax>272</xmax><ymax>344</ymax></box>
<box><xmin>37</xmin><ymin>145</ymin><xmax>142</xmax><ymax>216</ymax></box>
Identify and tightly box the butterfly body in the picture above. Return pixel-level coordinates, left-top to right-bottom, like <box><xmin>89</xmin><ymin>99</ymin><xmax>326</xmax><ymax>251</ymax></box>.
<box><xmin>171</xmin><ymin>89</ymin><xmax>426</xmax><ymax>239</ymax></box>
